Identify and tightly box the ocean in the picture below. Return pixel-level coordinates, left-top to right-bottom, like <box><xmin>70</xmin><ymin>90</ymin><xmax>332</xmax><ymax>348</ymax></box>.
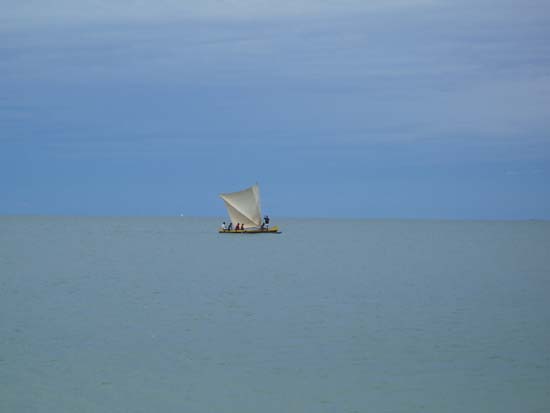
<box><xmin>1</xmin><ymin>216</ymin><xmax>549</xmax><ymax>412</ymax></box>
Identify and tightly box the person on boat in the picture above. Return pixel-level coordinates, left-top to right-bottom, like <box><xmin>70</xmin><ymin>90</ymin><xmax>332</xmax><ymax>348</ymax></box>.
<box><xmin>227</xmin><ymin>222</ymin><xmax>233</xmax><ymax>231</ymax></box>
<box><xmin>221</xmin><ymin>222</ymin><xmax>227</xmax><ymax>231</ymax></box>
<box><xmin>235</xmin><ymin>223</ymin><xmax>240</xmax><ymax>231</ymax></box>
<box><xmin>263</xmin><ymin>215</ymin><xmax>270</xmax><ymax>230</ymax></box>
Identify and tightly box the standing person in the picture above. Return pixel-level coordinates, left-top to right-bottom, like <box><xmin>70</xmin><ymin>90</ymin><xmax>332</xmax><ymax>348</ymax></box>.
<box><xmin>235</xmin><ymin>223</ymin><xmax>240</xmax><ymax>231</ymax></box>
<box><xmin>227</xmin><ymin>222</ymin><xmax>233</xmax><ymax>231</ymax></box>
<box><xmin>263</xmin><ymin>215</ymin><xmax>270</xmax><ymax>230</ymax></box>
<box><xmin>221</xmin><ymin>221</ymin><xmax>227</xmax><ymax>231</ymax></box>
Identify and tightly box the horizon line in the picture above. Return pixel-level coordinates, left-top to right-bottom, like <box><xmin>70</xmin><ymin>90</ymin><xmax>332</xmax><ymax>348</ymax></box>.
<box><xmin>0</xmin><ymin>213</ymin><xmax>548</xmax><ymax>223</ymax></box>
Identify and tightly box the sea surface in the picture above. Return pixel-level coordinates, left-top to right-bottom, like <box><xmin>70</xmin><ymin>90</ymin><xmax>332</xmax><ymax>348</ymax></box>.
<box><xmin>1</xmin><ymin>216</ymin><xmax>549</xmax><ymax>412</ymax></box>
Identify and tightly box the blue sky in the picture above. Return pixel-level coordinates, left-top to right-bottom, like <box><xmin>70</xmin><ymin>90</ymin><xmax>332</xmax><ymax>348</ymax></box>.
<box><xmin>1</xmin><ymin>0</ymin><xmax>549</xmax><ymax>219</ymax></box>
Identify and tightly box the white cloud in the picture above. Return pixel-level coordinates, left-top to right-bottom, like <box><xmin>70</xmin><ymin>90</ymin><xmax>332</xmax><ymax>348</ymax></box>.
<box><xmin>2</xmin><ymin>0</ymin><xmax>549</xmax><ymax>148</ymax></box>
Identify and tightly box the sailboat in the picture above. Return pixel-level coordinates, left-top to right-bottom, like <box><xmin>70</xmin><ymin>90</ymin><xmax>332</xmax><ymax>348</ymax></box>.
<box><xmin>219</xmin><ymin>184</ymin><xmax>281</xmax><ymax>234</ymax></box>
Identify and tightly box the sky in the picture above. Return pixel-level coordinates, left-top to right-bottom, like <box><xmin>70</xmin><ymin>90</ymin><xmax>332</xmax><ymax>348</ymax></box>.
<box><xmin>1</xmin><ymin>0</ymin><xmax>549</xmax><ymax>219</ymax></box>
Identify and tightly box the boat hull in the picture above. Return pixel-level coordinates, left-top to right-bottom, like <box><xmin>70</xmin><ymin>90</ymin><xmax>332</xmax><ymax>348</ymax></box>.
<box><xmin>219</xmin><ymin>226</ymin><xmax>281</xmax><ymax>234</ymax></box>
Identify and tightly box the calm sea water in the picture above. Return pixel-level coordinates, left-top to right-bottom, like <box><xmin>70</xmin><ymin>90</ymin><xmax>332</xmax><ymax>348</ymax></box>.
<box><xmin>1</xmin><ymin>216</ymin><xmax>549</xmax><ymax>412</ymax></box>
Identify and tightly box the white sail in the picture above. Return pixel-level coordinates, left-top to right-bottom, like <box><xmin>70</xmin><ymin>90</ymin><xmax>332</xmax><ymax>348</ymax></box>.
<box><xmin>220</xmin><ymin>184</ymin><xmax>262</xmax><ymax>229</ymax></box>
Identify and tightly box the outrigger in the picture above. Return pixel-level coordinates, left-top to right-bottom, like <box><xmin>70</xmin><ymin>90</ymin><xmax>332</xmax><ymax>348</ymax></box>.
<box><xmin>219</xmin><ymin>226</ymin><xmax>281</xmax><ymax>234</ymax></box>
<box><xmin>219</xmin><ymin>184</ymin><xmax>281</xmax><ymax>234</ymax></box>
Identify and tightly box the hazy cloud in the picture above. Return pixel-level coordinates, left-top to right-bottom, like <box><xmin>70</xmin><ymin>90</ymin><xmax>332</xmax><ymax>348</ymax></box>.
<box><xmin>2</xmin><ymin>0</ymin><xmax>436</xmax><ymax>27</ymax></box>
<box><xmin>1</xmin><ymin>0</ymin><xmax>549</xmax><ymax>217</ymax></box>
